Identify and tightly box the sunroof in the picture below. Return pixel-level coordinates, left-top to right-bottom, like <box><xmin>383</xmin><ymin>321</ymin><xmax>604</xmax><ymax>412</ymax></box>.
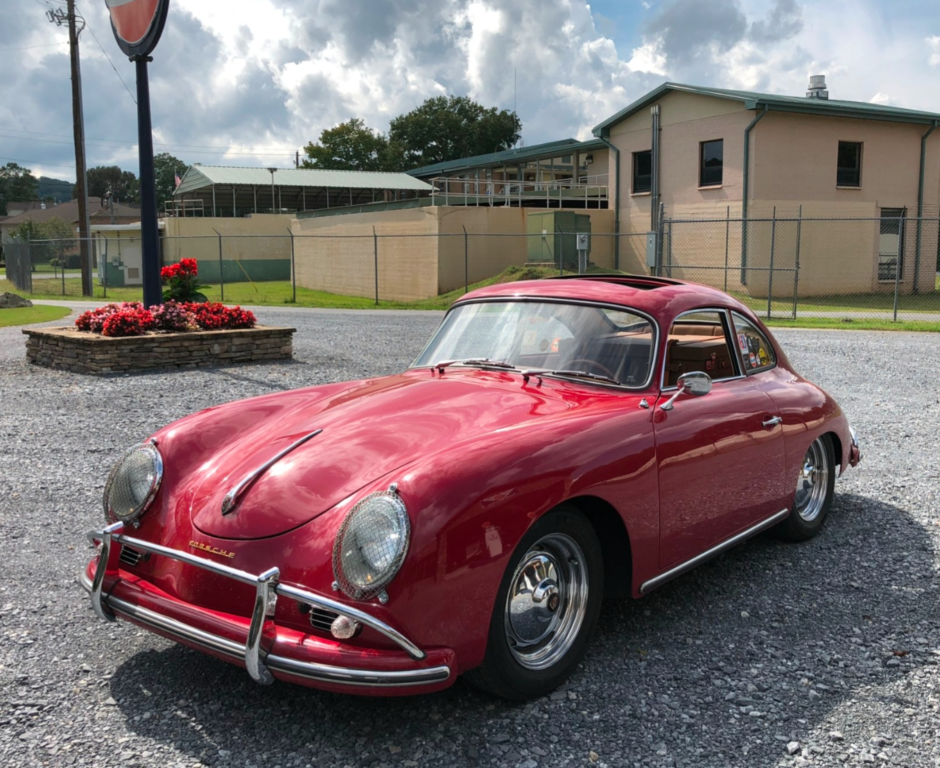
<box><xmin>546</xmin><ymin>274</ymin><xmax>679</xmax><ymax>289</ymax></box>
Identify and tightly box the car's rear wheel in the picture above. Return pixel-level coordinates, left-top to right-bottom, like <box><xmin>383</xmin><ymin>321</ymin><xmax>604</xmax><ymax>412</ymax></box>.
<box><xmin>466</xmin><ymin>504</ymin><xmax>603</xmax><ymax>700</ymax></box>
<box><xmin>775</xmin><ymin>434</ymin><xmax>835</xmax><ymax>541</ymax></box>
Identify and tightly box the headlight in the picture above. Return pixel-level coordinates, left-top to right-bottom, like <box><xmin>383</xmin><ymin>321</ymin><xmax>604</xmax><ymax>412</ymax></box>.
<box><xmin>103</xmin><ymin>441</ymin><xmax>163</xmax><ymax>526</ymax></box>
<box><xmin>332</xmin><ymin>491</ymin><xmax>410</xmax><ymax>601</ymax></box>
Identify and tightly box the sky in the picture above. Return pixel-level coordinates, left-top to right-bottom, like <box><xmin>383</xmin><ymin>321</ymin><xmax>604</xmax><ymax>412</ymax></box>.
<box><xmin>2</xmin><ymin>0</ymin><xmax>940</xmax><ymax>183</ymax></box>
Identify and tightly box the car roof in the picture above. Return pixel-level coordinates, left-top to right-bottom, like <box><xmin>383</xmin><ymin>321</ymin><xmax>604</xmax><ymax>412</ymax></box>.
<box><xmin>457</xmin><ymin>275</ymin><xmax>753</xmax><ymax>323</ymax></box>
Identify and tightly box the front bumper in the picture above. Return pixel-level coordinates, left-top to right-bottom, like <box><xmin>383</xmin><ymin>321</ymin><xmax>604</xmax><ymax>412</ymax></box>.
<box><xmin>848</xmin><ymin>424</ymin><xmax>861</xmax><ymax>468</ymax></box>
<box><xmin>82</xmin><ymin>522</ymin><xmax>454</xmax><ymax>695</ymax></box>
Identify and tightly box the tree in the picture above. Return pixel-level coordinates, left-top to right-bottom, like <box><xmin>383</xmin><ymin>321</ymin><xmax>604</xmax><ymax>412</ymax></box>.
<box><xmin>0</xmin><ymin>163</ymin><xmax>40</xmax><ymax>216</ymax></box>
<box><xmin>153</xmin><ymin>153</ymin><xmax>189</xmax><ymax>213</ymax></box>
<box><xmin>301</xmin><ymin>119</ymin><xmax>393</xmax><ymax>172</ymax></box>
<box><xmin>11</xmin><ymin>216</ymin><xmax>77</xmax><ymax>269</ymax></box>
<box><xmin>86</xmin><ymin>165</ymin><xmax>139</xmax><ymax>204</ymax></box>
<box><xmin>37</xmin><ymin>176</ymin><xmax>73</xmax><ymax>203</ymax></box>
<box><xmin>389</xmin><ymin>96</ymin><xmax>521</xmax><ymax>169</ymax></box>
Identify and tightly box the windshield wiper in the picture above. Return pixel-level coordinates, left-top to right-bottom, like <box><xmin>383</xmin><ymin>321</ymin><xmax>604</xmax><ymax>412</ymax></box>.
<box><xmin>521</xmin><ymin>368</ymin><xmax>621</xmax><ymax>386</ymax></box>
<box><xmin>432</xmin><ymin>358</ymin><xmax>517</xmax><ymax>373</ymax></box>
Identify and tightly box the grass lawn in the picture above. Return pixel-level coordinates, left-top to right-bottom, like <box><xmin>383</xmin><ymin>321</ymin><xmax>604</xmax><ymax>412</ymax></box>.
<box><xmin>0</xmin><ymin>305</ymin><xmax>71</xmax><ymax>328</ymax></box>
<box><xmin>17</xmin><ymin>266</ymin><xmax>940</xmax><ymax>331</ymax></box>
<box><xmin>731</xmin><ymin>289</ymin><xmax>940</xmax><ymax>315</ymax></box>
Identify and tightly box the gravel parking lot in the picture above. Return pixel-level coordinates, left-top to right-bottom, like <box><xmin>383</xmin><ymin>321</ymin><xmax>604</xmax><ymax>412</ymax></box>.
<box><xmin>1</xmin><ymin>306</ymin><xmax>937</xmax><ymax>768</ymax></box>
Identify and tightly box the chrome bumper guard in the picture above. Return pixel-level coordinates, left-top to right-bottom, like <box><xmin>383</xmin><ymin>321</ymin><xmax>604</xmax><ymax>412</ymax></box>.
<box><xmin>84</xmin><ymin>522</ymin><xmax>450</xmax><ymax>688</ymax></box>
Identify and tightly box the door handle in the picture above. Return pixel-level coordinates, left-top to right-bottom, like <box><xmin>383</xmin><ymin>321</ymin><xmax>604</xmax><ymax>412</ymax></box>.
<box><xmin>762</xmin><ymin>416</ymin><xmax>783</xmax><ymax>428</ymax></box>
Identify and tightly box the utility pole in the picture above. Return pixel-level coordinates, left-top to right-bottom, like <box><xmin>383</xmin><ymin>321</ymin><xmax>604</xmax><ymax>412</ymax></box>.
<box><xmin>295</xmin><ymin>150</ymin><xmax>300</xmax><ymax>169</ymax></box>
<box><xmin>47</xmin><ymin>2</ymin><xmax>93</xmax><ymax>296</ymax></box>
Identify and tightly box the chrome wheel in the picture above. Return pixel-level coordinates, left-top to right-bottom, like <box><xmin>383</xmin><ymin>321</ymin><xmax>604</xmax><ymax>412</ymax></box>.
<box><xmin>795</xmin><ymin>439</ymin><xmax>829</xmax><ymax>522</ymax></box>
<box><xmin>504</xmin><ymin>533</ymin><xmax>589</xmax><ymax>671</ymax></box>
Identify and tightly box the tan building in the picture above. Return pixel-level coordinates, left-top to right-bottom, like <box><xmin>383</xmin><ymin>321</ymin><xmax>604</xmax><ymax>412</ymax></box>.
<box><xmin>290</xmin><ymin>78</ymin><xmax>940</xmax><ymax>301</ymax></box>
<box><xmin>593</xmin><ymin>78</ymin><xmax>940</xmax><ymax>296</ymax></box>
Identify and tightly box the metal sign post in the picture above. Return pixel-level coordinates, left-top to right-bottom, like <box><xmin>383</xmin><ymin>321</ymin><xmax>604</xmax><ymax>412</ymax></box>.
<box><xmin>105</xmin><ymin>0</ymin><xmax>170</xmax><ymax>308</ymax></box>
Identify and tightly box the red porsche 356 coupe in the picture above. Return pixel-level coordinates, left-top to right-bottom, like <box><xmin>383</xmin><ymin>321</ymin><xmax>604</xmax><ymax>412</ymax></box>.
<box><xmin>82</xmin><ymin>275</ymin><xmax>860</xmax><ymax>700</ymax></box>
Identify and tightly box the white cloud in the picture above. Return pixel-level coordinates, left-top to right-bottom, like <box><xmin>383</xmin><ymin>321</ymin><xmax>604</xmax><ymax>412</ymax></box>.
<box><xmin>4</xmin><ymin>0</ymin><xmax>940</xmax><ymax>181</ymax></box>
<box><xmin>929</xmin><ymin>36</ymin><xmax>940</xmax><ymax>66</ymax></box>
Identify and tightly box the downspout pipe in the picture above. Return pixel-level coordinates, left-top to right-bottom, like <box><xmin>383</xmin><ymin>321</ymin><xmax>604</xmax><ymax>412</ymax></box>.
<box><xmin>650</xmin><ymin>104</ymin><xmax>661</xmax><ymax>232</ymax></box>
<box><xmin>596</xmin><ymin>133</ymin><xmax>621</xmax><ymax>270</ymax></box>
<box><xmin>914</xmin><ymin>119</ymin><xmax>938</xmax><ymax>294</ymax></box>
<box><xmin>741</xmin><ymin>106</ymin><xmax>768</xmax><ymax>284</ymax></box>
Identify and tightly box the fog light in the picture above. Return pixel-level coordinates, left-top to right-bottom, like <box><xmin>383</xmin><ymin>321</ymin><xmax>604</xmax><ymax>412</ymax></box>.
<box><xmin>330</xmin><ymin>615</ymin><xmax>360</xmax><ymax>640</ymax></box>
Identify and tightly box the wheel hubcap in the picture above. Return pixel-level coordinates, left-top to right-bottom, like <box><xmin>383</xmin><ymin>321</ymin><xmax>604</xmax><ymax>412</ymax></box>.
<box><xmin>505</xmin><ymin>533</ymin><xmax>588</xmax><ymax>670</ymax></box>
<box><xmin>795</xmin><ymin>439</ymin><xmax>829</xmax><ymax>522</ymax></box>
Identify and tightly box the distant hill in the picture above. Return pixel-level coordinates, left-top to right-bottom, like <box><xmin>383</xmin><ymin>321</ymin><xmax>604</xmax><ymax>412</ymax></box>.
<box><xmin>37</xmin><ymin>176</ymin><xmax>74</xmax><ymax>203</ymax></box>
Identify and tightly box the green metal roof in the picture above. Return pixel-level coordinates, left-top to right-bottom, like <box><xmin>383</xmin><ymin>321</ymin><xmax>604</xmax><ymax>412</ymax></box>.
<box><xmin>175</xmin><ymin>165</ymin><xmax>432</xmax><ymax>196</ymax></box>
<box><xmin>593</xmin><ymin>82</ymin><xmax>940</xmax><ymax>136</ymax></box>
<box><xmin>407</xmin><ymin>138</ymin><xmax>607</xmax><ymax>178</ymax></box>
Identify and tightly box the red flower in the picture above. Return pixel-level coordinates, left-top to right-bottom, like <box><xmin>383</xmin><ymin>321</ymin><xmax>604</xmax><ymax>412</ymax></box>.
<box><xmin>184</xmin><ymin>301</ymin><xmax>256</xmax><ymax>330</ymax></box>
<box><xmin>101</xmin><ymin>308</ymin><xmax>154</xmax><ymax>337</ymax></box>
<box><xmin>76</xmin><ymin>302</ymin><xmax>145</xmax><ymax>334</ymax></box>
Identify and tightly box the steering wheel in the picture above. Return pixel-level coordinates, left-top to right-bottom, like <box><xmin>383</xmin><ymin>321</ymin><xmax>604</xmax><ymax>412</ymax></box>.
<box><xmin>566</xmin><ymin>358</ymin><xmax>617</xmax><ymax>380</ymax></box>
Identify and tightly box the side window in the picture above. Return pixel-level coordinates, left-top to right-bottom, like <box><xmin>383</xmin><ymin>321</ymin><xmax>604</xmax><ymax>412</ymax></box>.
<box><xmin>663</xmin><ymin>311</ymin><xmax>737</xmax><ymax>387</ymax></box>
<box><xmin>732</xmin><ymin>313</ymin><xmax>776</xmax><ymax>373</ymax></box>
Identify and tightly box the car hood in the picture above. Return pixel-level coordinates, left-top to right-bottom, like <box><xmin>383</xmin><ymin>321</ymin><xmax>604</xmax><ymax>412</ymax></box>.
<box><xmin>189</xmin><ymin>372</ymin><xmax>571</xmax><ymax>540</ymax></box>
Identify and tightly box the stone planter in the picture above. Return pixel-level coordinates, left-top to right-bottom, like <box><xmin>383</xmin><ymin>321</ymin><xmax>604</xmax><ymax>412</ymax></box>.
<box><xmin>23</xmin><ymin>325</ymin><xmax>295</xmax><ymax>375</ymax></box>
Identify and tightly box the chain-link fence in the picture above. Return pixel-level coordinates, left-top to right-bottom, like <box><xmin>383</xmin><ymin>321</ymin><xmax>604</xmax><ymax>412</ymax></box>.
<box><xmin>658</xmin><ymin>211</ymin><xmax>940</xmax><ymax>323</ymax></box>
<box><xmin>2</xmin><ymin>221</ymin><xmax>937</xmax><ymax>325</ymax></box>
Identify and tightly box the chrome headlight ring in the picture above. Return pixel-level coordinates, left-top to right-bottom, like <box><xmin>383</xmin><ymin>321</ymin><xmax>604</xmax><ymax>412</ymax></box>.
<box><xmin>332</xmin><ymin>490</ymin><xmax>411</xmax><ymax>601</ymax></box>
<box><xmin>103</xmin><ymin>440</ymin><xmax>163</xmax><ymax>527</ymax></box>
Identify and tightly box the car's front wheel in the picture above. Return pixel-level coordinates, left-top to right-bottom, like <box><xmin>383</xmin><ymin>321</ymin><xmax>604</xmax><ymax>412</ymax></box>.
<box><xmin>467</xmin><ymin>504</ymin><xmax>604</xmax><ymax>700</ymax></box>
<box><xmin>775</xmin><ymin>434</ymin><xmax>835</xmax><ymax>541</ymax></box>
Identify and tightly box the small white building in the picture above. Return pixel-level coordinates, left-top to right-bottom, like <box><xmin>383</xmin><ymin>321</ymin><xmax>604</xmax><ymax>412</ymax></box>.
<box><xmin>91</xmin><ymin>221</ymin><xmax>163</xmax><ymax>287</ymax></box>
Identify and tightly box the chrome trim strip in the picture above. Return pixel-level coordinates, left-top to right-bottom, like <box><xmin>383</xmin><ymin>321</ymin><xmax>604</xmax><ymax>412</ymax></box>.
<box><xmin>265</xmin><ymin>654</ymin><xmax>451</xmax><ymax>687</ymax></box>
<box><xmin>91</xmin><ymin>589</ymin><xmax>451</xmax><ymax>688</ymax></box>
<box><xmin>111</xmin><ymin>594</ymin><xmax>247</xmax><ymax>660</ymax></box>
<box><xmin>277</xmin><ymin>583</ymin><xmax>424</xmax><ymax>660</ymax></box>
<box><xmin>639</xmin><ymin>508</ymin><xmax>789</xmax><ymax>594</ymax></box>
<box><xmin>87</xmin><ymin>529</ymin><xmax>265</xmax><ymax>586</ymax></box>
<box><xmin>84</xmin><ymin>525</ymin><xmax>428</xmax><ymax>665</ymax></box>
<box><xmin>222</xmin><ymin>429</ymin><xmax>322</xmax><ymax>515</ymax></box>
<box><xmin>411</xmin><ymin>296</ymin><xmax>661</xmax><ymax>391</ymax></box>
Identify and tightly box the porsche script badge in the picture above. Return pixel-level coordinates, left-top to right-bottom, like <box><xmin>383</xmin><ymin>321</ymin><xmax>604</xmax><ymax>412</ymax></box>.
<box><xmin>189</xmin><ymin>540</ymin><xmax>235</xmax><ymax>559</ymax></box>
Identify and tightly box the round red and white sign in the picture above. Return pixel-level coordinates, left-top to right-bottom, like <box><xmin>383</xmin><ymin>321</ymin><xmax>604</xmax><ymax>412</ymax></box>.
<box><xmin>106</xmin><ymin>0</ymin><xmax>169</xmax><ymax>57</ymax></box>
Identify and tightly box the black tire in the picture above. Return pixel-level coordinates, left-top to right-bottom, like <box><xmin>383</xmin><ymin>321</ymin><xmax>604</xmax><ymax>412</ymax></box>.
<box><xmin>775</xmin><ymin>434</ymin><xmax>836</xmax><ymax>542</ymax></box>
<box><xmin>465</xmin><ymin>503</ymin><xmax>604</xmax><ymax>700</ymax></box>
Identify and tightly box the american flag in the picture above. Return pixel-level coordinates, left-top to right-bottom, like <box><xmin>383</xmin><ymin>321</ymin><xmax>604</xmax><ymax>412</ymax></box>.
<box><xmin>174</xmin><ymin>174</ymin><xmax>181</xmax><ymax>188</ymax></box>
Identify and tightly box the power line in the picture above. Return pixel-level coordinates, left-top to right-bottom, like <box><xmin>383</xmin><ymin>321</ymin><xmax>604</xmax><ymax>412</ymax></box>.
<box><xmin>0</xmin><ymin>132</ymin><xmax>298</xmax><ymax>156</ymax></box>
<box><xmin>79</xmin><ymin>9</ymin><xmax>136</xmax><ymax>106</ymax></box>
<box><xmin>0</xmin><ymin>127</ymin><xmax>300</xmax><ymax>154</ymax></box>
<box><xmin>0</xmin><ymin>154</ymin><xmax>77</xmax><ymax>169</ymax></box>
<box><xmin>0</xmin><ymin>41</ymin><xmax>69</xmax><ymax>52</ymax></box>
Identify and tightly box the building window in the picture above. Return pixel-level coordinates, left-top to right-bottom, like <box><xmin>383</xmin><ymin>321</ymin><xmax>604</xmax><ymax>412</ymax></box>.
<box><xmin>878</xmin><ymin>208</ymin><xmax>905</xmax><ymax>281</ymax></box>
<box><xmin>837</xmin><ymin>141</ymin><xmax>862</xmax><ymax>187</ymax></box>
<box><xmin>699</xmin><ymin>140</ymin><xmax>723</xmax><ymax>186</ymax></box>
<box><xmin>633</xmin><ymin>150</ymin><xmax>652</xmax><ymax>193</ymax></box>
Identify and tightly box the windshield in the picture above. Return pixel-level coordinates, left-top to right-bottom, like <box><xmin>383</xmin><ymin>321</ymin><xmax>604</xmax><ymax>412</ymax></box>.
<box><xmin>413</xmin><ymin>301</ymin><xmax>656</xmax><ymax>387</ymax></box>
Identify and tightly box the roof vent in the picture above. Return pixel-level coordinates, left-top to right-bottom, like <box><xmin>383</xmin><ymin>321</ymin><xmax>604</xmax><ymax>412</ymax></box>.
<box><xmin>806</xmin><ymin>74</ymin><xmax>829</xmax><ymax>100</ymax></box>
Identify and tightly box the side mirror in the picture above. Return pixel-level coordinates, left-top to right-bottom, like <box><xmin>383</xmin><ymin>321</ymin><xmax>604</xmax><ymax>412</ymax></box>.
<box><xmin>660</xmin><ymin>371</ymin><xmax>712</xmax><ymax>411</ymax></box>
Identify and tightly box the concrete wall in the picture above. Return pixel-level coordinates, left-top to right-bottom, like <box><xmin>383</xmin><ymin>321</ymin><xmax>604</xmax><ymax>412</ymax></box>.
<box><xmin>293</xmin><ymin>208</ymin><xmax>439</xmax><ymax>302</ymax></box>
<box><xmin>437</xmin><ymin>207</ymin><xmax>530</xmax><ymax>294</ymax></box>
<box><xmin>292</xmin><ymin>206</ymin><xmax>618</xmax><ymax>302</ymax></box>
<box><xmin>162</xmin><ymin>215</ymin><xmax>293</xmax><ymax>282</ymax></box>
